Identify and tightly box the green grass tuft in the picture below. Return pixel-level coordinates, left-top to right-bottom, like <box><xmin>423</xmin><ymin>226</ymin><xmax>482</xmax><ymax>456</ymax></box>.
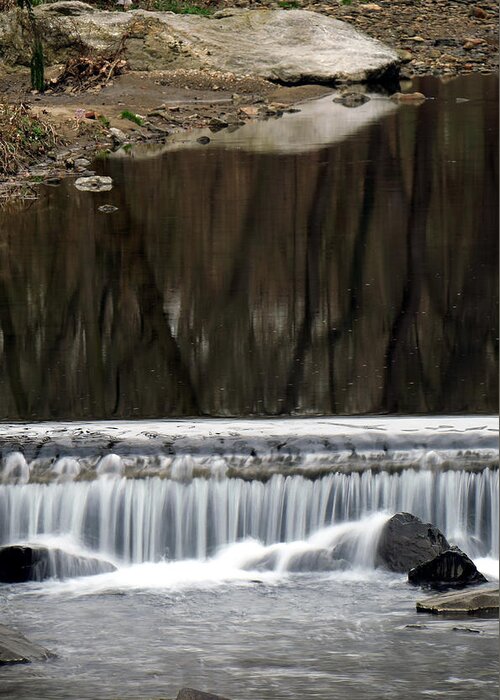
<box><xmin>120</xmin><ymin>109</ymin><xmax>144</xmax><ymax>126</ymax></box>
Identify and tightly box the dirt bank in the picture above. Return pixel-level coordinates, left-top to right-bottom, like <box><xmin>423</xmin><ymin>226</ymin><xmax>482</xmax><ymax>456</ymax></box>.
<box><xmin>0</xmin><ymin>0</ymin><xmax>497</xmax><ymax>191</ymax></box>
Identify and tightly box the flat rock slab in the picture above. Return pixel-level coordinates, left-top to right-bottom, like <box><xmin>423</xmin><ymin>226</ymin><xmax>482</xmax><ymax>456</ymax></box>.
<box><xmin>0</xmin><ymin>3</ymin><xmax>399</xmax><ymax>84</ymax></box>
<box><xmin>416</xmin><ymin>587</ymin><xmax>499</xmax><ymax>617</ymax></box>
<box><xmin>0</xmin><ymin>623</ymin><xmax>52</xmax><ymax>665</ymax></box>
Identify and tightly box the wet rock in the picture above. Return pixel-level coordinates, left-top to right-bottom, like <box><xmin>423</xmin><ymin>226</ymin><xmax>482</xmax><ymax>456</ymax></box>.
<box><xmin>208</xmin><ymin>117</ymin><xmax>229</xmax><ymax>132</ymax></box>
<box><xmin>176</xmin><ymin>689</ymin><xmax>232</xmax><ymax>700</ymax></box>
<box><xmin>333</xmin><ymin>92</ymin><xmax>371</xmax><ymax>107</ymax></box>
<box><xmin>408</xmin><ymin>548</ymin><xmax>488</xmax><ymax>590</ymax></box>
<box><xmin>197</xmin><ymin>136</ymin><xmax>211</xmax><ymax>145</ymax></box>
<box><xmin>375</xmin><ymin>512</ymin><xmax>450</xmax><ymax>573</ymax></box>
<box><xmin>74</xmin><ymin>175</ymin><xmax>113</xmax><ymax>191</ymax></box>
<box><xmin>98</xmin><ymin>204</ymin><xmax>118</xmax><ymax>213</ymax></box>
<box><xmin>416</xmin><ymin>587</ymin><xmax>498</xmax><ymax>617</ymax></box>
<box><xmin>0</xmin><ymin>623</ymin><xmax>52</xmax><ymax>665</ymax></box>
<box><xmin>390</xmin><ymin>91</ymin><xmax>426</xmax><ymax>102</ymax></box>
<box><xmin>0</xmin><ymin>545</ymin><xmax>116</xmax><ymax>583</ymax></box>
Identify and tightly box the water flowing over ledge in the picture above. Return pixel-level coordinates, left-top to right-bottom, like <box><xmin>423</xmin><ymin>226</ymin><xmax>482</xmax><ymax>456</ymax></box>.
<box><xmin>0</xmin><ymin>417</ymin><xmax>497</xmax><ymax>482</ymax></box>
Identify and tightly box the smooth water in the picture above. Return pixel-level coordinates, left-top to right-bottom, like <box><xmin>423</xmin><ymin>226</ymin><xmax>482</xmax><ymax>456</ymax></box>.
<box><xmin>0</xmin><ymin>75</ymin><xmax>498</xmax><ymax>699</ymax></box>
<box><xmin>0</xmin><ymin>75</ymin><xmax>497</xmax><ymax>419</ymax></box>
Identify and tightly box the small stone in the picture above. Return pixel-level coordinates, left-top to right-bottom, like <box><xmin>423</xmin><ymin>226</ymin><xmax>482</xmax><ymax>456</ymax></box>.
<box><xmin>361</xmin><ymin>3</ymin><xmax>382</xmax><ymax>10</ymax></box>
<box><xmin>84</xmin><ymin>111</ymin><xmax>96</xmax><ymax>119</ymax></box>
<box><xmin>74</xmin><ymin>176</ymin><xmax>113</xmax><ymax>192</ymax></box>
<box><xmin>333</xmin><ymin>92</ymin><xmax>370</xmax><ymax>108</ymax></box>
<box><xmin>109</xmin><ymin>127</ymin><xmax>127</xmax><ymax>144</ymax></box>
<box><xmin>74</xmin><ymin>157</ymin><xmax>91</xmax><ymax>169</ymax></box>
<box><xmin>208</xmin><ymin>117</ymin><xmax>229</xmax><ymax>132</ymax></box>
<box><xmin>98</xmin><ymin>204</ymin><xmax>118</xmax><ymax>213</ymax></box>
<box><xmin>471</xmin><ymin>6</ymin><xmax>488</xmax><ymax>18</ymax></box>
<box><xmin>456</xmin><ymin>97</ymin><xmax>470</xmax><ymax>103</ymax></box>
<box><xmin>397</xmin><ymin>49</ymin><xmax>413</xmax><ymax>63</ymax></box>
<box><xmin>463</xmin><ymin>38</ymin><xmax>485</xmax><ymax>50</ymax></box>
<box><xmin>390</xmin><ymin>91</ymin><xmax>426</xmax><ymax>103</ymax></box>
<box><xmin>44</xmin><ymin>177</ymin><xmax>61</xmax><ymax>186</ymax></box>
<box><xmin>197</xmin><ymin>136</ymin><xmax>211</xmax><ymax>145</ymax></box>
<box><xmin>409</xmin><ymin>36</ymin><xmax>426</xmax><ymax>42</ymax></box>
<box><xmin>239</xmin><ymin>106</ymin><xmax>259</xmax><ymax>117</ymax></box>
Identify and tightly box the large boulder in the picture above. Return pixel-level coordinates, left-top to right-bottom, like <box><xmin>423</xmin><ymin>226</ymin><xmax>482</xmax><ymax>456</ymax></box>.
<box><xmin>0</xmin><ymin>545</ymin><xmax>116</xmax><ymax>583</ymax></box>
<box><xmin>375</xmin><ymin>512</ymin><xmax>450</xmax><ymax>573</ymax></box>
<box><xmin>408</xmin><ymin>548</ymin><xmax>488</xmax><ymax>590</ymax></box>
<box><xmin>0</xmin><ymin>623</ymin><xmax>52</xmax><ymax>664</ymax></box>
<box><xmin>0</xmin><ymin>4</ymin><xmax>399</xmax><ymax>84</ymax></box>
<box><xmin>416</xmin><ymin>587</ymin><xmax>499</xmax><ymax>617</ymax></box>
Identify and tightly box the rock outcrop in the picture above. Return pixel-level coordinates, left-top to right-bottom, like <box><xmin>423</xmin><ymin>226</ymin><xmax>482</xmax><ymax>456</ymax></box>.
<box><xmin>416</xmin><ymin>587</ymin><xmax>499</xmax><ymax>617</ymax></box>
<box><xmin>0</xmin><ymin>545</ymin><xmax>116</xmax><ymax>583</ymax></box>
<box><xmin>0</xmin><ymin>623</ymin><xmax>52</xmax><ymax>664</ymax></box>
<box><xmin>408</xmin><ymin>548</ymin><xmax>488</xmax><ymax>590</ymax></box>
<box><xmin>0</xmin><ymin>3</ymin><xmax>399</xmax><ymax>84</ymax></box>
<box><xmin>375</xmin><ymin>512</ymin><xmax>450</xmax><ymax>573</ymax></box>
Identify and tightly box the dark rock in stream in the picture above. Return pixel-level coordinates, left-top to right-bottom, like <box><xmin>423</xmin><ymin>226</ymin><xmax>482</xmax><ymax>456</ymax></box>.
<box><xmin>176</xmin><ymin>689</ymin><xmax>232</xmax><ymax>700</ymax></box>
<box><xmin>0</xmin><ymin>545</ymin><xmax>116</xmax><ymax>583</ymax></box>
<box><xmin>375</xmin><ymin>512</ymin><xmax>450</xmax><ymax>573</ymax></box>
<box><xmin>0</xmin><ymin>623</ymin><xmax>52</xmax><ymax>664</ymax></box>
<box><xmin>408</xmin><ymin>548</ymin><xmax>488</xmax><ymax>590</ymax></box>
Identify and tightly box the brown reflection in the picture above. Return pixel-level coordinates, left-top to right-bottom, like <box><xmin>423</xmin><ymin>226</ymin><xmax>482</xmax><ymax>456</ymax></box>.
<box><xmin>0</xmin><ymin>76</ymin><xmax>497</xmax><ymax>419</ymax></box>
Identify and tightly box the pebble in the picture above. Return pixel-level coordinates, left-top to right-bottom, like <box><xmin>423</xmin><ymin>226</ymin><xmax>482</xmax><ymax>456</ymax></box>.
<box><xmin>98</xmin><ymin>204</ymin><xmax>118</xmax><ymax>213</ymax></box>
<box><xmin>196</xmin><ymin>136</ymin><xmax>211</xmax><ymax>145</ymax></box>
<box><xmin>74</xmin><ymin>158</ymin><xmax>91</xmax><ymax>169</ymax></box>
<box><xmin>390</xmin><ymin>91</ymin><xmax>426</xmax><ymax>102</ymax></box>
<box><xmin>109</xmin><ymin>127</ymin><xmax>127</xmax><ymax>144</ymax></box>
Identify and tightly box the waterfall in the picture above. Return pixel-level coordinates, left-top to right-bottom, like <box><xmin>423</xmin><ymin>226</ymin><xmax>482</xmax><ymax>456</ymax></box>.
<box><xmin>0</xmin><ymin>468</ymin><xmax>497</xmax><ymax>564</ymax></box>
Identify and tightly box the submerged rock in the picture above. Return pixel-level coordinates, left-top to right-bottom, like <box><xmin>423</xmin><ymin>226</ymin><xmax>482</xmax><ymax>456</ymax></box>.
<box><xmin>0</xmin><ymin>545</ymin><xmax>116</xmax><ymax>583</ymax></box>
<box><xmin>0</xmin><ymin>4</ymin><xmax>399</xmax><ymax>84</ymax></box>
<box><xmin>176</xmin><ymin>689</ymin><xmax>232</xmax><ymax>700</ymax></box>
<box><xmin>416</xmin><ymin>587</ymin><xmax>499</xmax><ymax>617</ymax></box>
<box><xmin>333</xmin><ymin>92</ymin><xmax>371</xmax><ymax>108</ymax></box>
<box><xmin>408</xmin><ymin>548</ymin><xmax>488</xmax><ymax>590</ymax></box>
<box><xmin>375</xmin><ymin>512</ymin><xmax>450</xmax><ymax>573</ymax></box>
<box><xmin>0</xmin><ymin>623</ymin><xmax>52</xmax><ymax>665</ymax></box>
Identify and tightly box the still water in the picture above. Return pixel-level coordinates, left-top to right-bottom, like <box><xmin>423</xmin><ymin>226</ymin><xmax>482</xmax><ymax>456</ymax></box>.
<box><xmin>0</xmin><ymin>75</ymin><xmax>497</xmax><ymax>419</ymax></box>
<box><xmin>0</xmin><ymin>75</ymin><xmax>498</xmax><ymax>700</ymax></box>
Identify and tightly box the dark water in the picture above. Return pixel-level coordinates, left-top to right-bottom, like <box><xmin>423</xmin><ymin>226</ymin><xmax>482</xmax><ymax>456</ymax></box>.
<box><xmin>0</xmin><ymin>75</ymin><xmax>497</xmax><ymax>419</ymax></box>
<box><xmin>1</xmin><ymin>575</ymin><xmax>498</xmax><ymax>700</ymax></box>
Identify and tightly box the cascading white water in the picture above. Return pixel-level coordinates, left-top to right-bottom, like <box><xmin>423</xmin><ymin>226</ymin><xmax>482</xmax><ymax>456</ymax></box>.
<box><xmin>0</xmin><ymin>468</ymin><xmax>497</xmax><ymax>565</ymax></box>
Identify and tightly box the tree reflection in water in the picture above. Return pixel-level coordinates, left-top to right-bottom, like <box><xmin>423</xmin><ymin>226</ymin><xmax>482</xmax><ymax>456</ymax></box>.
<box><xmin>0</xmin><ymin>76</ymin><xmax>497</xmax><ymax>419</ymax></box>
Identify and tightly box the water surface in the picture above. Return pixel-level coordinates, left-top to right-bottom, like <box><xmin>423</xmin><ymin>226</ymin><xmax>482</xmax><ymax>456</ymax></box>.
<box><xmin>0</xmin><ymin>75</ymin><xmax>497</xmax><ymax>419</ymax></box>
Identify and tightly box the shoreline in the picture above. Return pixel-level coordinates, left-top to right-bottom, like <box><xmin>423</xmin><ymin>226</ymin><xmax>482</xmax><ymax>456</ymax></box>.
<box><xmin>0</xmin><ymin>0</ymin><xmax>497</xmax><ymax>190</ymax></box>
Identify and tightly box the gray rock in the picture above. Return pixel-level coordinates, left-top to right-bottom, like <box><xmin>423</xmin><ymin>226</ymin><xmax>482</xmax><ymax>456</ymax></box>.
<box><xmin>176</xmin><ymin>689</ymin><xmax>232</xmax><ymax>700</ymax></box>
<box><xmin>74</xmin><ymin>175</ymin><xmax>113</xmax><ymax>192</ymax></box>
<box><xmin>375</xmin><ymin>512</ymin><xmax>450</xmax><ymax>573</ymax></box>
<box><xmin>109</xmin><ymin>127</ymin><xmax>127</xmax><ymax>144</ymax></box>
<box><xmin>98</xmin><ymin>204</ymin><xmax>118</xmax><ymax>213</ymax></box>
<box><xmin>416</xmin><ymin>587</ymin><xmax>498</xmax><ymax>617</ymax></box>
<box><xmin>408</xmin><ymin>548</ymin><xmax>488</xmax><ymax>590</ymax></box>
<box><xmin>74</xmin><ymin>157</ymin><xmax>91</xmax><ymax>169</ymax></box>
<box><xmin>0</xmin><ymin>545</ymin><xmax>116</xmax><ymax>583</ymax></box>
<box><xmin>0</xmin><ymin>623</ymin><xmax>52</xmax><ymax>665</ymax></box>
<box><xmin>333</xmin><ymin>92</ymin><xmax>371</xmax><ymax>108</ymax></box>
<box><xmin>0</xmin><ymin>5</ymin><xmax>399</xmax><ymax>84</ymax></box>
